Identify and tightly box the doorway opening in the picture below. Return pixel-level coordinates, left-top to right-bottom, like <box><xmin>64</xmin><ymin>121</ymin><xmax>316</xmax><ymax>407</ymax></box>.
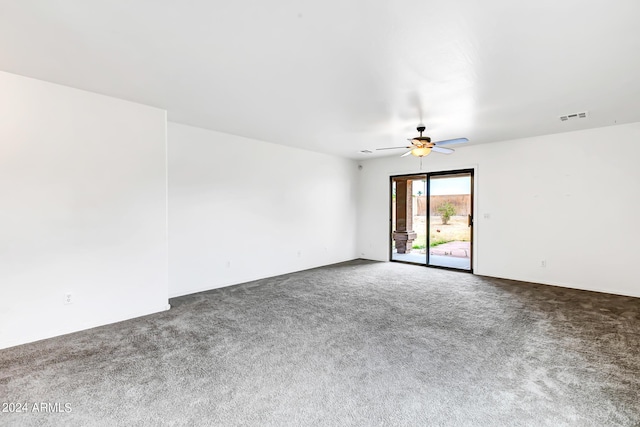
<box><xmin>390</xmin><ymin>169</ymin><xmax>473</xmax><ymax>272</ymax></box>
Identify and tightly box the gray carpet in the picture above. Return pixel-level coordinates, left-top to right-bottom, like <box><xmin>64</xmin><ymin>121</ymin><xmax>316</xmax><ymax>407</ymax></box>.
<box><xmin>1</xmin><ymin>260</ymin><xmax>639</xmax><ymax>426</ymax></box>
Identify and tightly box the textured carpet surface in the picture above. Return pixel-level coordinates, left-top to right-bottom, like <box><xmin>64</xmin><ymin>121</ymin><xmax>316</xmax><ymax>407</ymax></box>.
<box><xmin>1</xmin><ymin>260</ymin><xmax>639</xmax><ymax>426</ymax></box>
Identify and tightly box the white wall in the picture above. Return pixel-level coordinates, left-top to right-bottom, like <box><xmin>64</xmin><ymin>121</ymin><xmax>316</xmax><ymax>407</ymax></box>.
<box><xmin>0</xmin><ymin>72</ymin><xmax>169</xmax><ymax>349</ymax></box>
<box><xmin>357</xmin><ymin>122</ymin><xmax>640</xmax><ymax>298</ymax></box>
<box><xmin>168</xmin><ymin>123</ymin><xmax>358</xmax><ymax>297</ymax></box>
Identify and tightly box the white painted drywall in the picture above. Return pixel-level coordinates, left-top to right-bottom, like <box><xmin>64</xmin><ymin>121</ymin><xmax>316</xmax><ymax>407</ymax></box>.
<box><xmin>0</xmin><ymin>72</ymin><xmax>169</xmax><ymax>349</ymax></box>
<box><xmin>357</xmin><ymin>123</ymin><xmax>640</xmax><ymax>298</ymax></box>
<box><xmin>167</xmin><ymin>123</ymin><xmax>358</xmax><ymax>297</ymax></box>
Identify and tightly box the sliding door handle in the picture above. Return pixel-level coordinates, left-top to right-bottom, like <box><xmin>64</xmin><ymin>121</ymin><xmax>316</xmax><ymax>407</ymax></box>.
<box><xmin>467</xmin><ymin>214</ymin><xmax>473</xmax><ymax>227</ymax></box>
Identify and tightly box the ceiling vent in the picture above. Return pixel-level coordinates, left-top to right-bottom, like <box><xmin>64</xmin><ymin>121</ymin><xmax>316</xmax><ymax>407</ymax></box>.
<box><xmin>560</xmin><ymin>111</ymin><xmax>588</xmax><ymax>121</ymax></box>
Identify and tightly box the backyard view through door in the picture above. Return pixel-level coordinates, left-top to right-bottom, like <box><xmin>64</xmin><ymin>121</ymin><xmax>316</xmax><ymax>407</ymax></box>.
<box><xmin>391</xmin><ymin>170</ymin><xmax>473</xmax><ymax>271</ymax></box>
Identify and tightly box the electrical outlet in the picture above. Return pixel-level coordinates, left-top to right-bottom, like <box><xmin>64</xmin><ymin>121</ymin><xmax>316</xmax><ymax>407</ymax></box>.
<box><xmin>540</xmin><ymin>260</ymin><xmax>546</xmax><ymax>268</ymax></box>
<box><xmin>64</xmin><ymin>293</ymin><xmax>73</xmax><ymax>305</ymax></box>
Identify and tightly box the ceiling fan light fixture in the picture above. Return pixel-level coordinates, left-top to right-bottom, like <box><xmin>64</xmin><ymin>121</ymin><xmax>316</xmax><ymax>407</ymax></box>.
<box><xmin>411</xmin><ymin>147</ymin><xmax>431</xmax><ymax>157</ymax></box>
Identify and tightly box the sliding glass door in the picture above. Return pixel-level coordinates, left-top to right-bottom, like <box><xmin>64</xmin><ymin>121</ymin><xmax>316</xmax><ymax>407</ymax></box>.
<box><xmin>390</xmin><ymin>169</ymin><xmax>473</xmax><ymax>271</ymax></box>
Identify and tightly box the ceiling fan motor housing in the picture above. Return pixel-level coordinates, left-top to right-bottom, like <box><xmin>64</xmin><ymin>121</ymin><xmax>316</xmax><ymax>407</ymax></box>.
<box><xmin>413</xmin><ymin>136</ymin><xmax>431</xmax><ymax>143</ymax></box>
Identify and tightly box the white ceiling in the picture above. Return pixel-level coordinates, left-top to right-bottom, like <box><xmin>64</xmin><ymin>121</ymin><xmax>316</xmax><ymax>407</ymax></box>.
<box><xmin>1</xmin><ymin>0</ymin><xmax>639</xmax><ymax>159</ymax></box>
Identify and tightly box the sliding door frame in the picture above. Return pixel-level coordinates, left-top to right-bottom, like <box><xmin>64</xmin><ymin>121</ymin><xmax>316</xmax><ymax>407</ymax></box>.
<box><xmin>389</xmin><ymin>168</ymin><xmax>475</xmax><ymax>273</ymax></box>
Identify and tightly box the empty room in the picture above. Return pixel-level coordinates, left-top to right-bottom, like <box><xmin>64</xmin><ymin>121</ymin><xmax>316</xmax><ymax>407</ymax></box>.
<box><xmin>1</xmin><ymin>1</ymin><xmax>639</xmax><ymax>426</ymax></box>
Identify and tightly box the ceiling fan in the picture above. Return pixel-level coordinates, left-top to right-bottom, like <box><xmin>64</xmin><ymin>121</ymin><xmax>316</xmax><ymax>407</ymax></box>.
<box><xmin>377</xmin><ymin>124</ymin><xmax>468</xmax><ymax>157</ymax></box>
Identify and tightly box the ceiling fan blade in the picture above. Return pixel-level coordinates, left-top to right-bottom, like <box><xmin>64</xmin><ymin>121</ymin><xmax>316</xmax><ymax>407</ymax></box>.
<box><xmin>400</xmin><ymin>150</ymin><xmax>413</xmax><ymax>157</ymax></box>
<box><xmin>433</xmin><ymin>137</ymin><xmax>468</xmax><ymax>146</ymax></box>
<box><xmin>432</xmin><ymin>146</ymin><xmax>454</xmax><ymax>154</ymax></box>
<box><xmin>376</xmin><ymin>146</ymin><xmax>412</xmax><ymax>151</ymax></box>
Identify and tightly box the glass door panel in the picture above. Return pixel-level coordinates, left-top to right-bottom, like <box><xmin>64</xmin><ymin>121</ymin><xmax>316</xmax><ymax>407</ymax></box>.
<box><xmin>427</xmin><ymin>171</ymin><xmax>473</xmax><ymax>270</ymax></box>
<box><xmin>390</xmin><ymin>175</ymin><xmax>427</xmax><ymax>265</ymax></box>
